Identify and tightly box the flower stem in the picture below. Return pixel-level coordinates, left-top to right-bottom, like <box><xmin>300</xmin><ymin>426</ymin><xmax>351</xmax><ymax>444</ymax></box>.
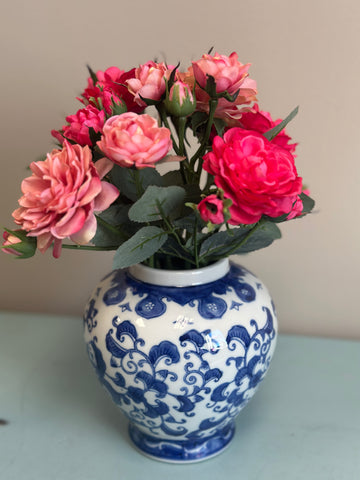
<box><xmin>189</xmin><ymin>98</ymin><xmax>218</xmax><ymax>173</ymax></box>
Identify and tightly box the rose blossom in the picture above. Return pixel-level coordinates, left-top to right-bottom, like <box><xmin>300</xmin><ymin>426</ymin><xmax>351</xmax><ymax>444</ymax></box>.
<box><xmin>81</xmin><ymin>66</ymin><xmax>143</xmax><ymax>114</ymax></box>
<box><xmin>192</xmin><ymin>51</ymin><xmax>255</xmax><ymax>95</ymax></box>
<box><xmin>203</xmin><ymin>129</ymin><xmax>303</xmax><ymax>225</ymax></box>
<box><xmin>2</xmin><ymin>231</ymin><xmax>22</xmax><ymax>256</ymax></box>
<box><xmin>126</xmin><ymin>61</ymin><xmax>171</xmax><ymax>107</ymax></box>
<box><xmin>51</xmin><ymin>105</ymin><xmax>106</xmax><ymax>147</ymax></box>
<box><xmin>97</xmin><ymin>112</ymin><xmax>172</xmax><ymax>168</ymax></box>
<box><xmin>197</xmin><ymin>195</ymin><xmax>225</xmax><ymax>224</ymax></box>
<box><xmin>182</xmin><ymin>56</ymin><xmax>257</xmax><ymax>121</ymax></box>
<box><xmin>12</xmin><ymin>141</ymin><xmax>119</xmax><ymax>258</ymax></box>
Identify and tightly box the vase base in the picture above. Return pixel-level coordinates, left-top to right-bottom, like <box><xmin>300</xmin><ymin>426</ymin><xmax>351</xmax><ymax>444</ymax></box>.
<box><xmin>128</xmin><ymin>422</ymin><xmax>235</xmax><ymax>463</ymax></box>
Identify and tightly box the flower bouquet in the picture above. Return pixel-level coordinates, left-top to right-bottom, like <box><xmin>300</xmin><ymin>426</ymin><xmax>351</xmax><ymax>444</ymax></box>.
<box><xmin>3</xmin><ymin>50</ymin><xmax>314</xmax><ymax>269</ymax></box>
<box><xmin>2</xmin><ymin>50</ymin><xmax>316</xmax><ymax>462</ymax></box>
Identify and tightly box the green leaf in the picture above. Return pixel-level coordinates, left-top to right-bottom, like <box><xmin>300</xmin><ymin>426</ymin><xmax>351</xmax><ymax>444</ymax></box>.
<box><xmin>92</xmin><ymin>217</ymin><xmax>126</xmax><ymax>247</ymax></box>
<box><xmin>112</xmin><ymin>226</ymin><xmax>168</xmax><ymax>269</ymax></box>
<box><xmin>86</xmin><ymin>65</ymin><xmax>98</xmax><ymax>85</ymax></box>
<box><xmin>109</xmin><ymin>165</ymin><xmax>163</xmax><ymax>201</ymax></box>
<box><xmin>199</xmin><ymin>222</ymin><xmax>282</xmax><ymax>260</ymax></box>
<box><xmin>88</xmin><ymin>127</ymin><xmax>102</xmax><ymax>145</ymax></box>
<box><xmin>199</xmin><ymin>228</ymin><xmax>250</xmax><ymax>258</ymax></box>
<box><xmin>263</xmin><ymin>106</ymin><xmax>299</xmax><ymax>141</ymax></box>
<box><xmin>191</xmin><ymin>111</ymin><xmax>208</xmax><ymax>133</ymax></box>
<box><xmin>97</xmin><ymin>204</ymin><xmax>130</xmax><ymax>226</ymax></box>
<box><xmin>213</xmin><ymin>117</ymin><xmax>226</xmax><ymax>137</ymax></box>
<box><xmin>299</xmin><ymin>192</ymin><xmax>315</xmax><ymax>215</ymax></box>
<box><xmin>128</xmin><ymin>185</ymin><xmax>186</xmax><ymax>223</ymax></box>
<box><xmin>229</xmin><ymin>222</ymin><xmax>282</xmax><ymax>254</ymax></box>
<box><xmin>161</xmin><ymin>170</ymin><xmax>183</xmax><ymax>187</ymax></box>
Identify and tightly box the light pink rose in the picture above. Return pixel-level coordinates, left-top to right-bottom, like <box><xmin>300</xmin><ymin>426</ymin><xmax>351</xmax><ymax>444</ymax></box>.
<box><xmin>12</xmin><ymin>142</ymin><xmax>119</xmax><ymax>258</ymax></box>
<box><xmin>197</xmin><ymin>195</ymin><xmax>225</xmax><ymax>224</ymax></box>
<box><xmin>164</xmin><ymin>80</ymin><xmax>196</xmax><ymax>117</ymax></box>
<box><xmin>97</xmin><ymin>112</ymin><xmax>172</xmax><ymax>168</ymax></box>
<box><xmin>52</xmin><ymin>105</ymin><xmax>106</xmax><ymax>147</ymax></box>
<box><xmin>126</xmin><ymin>61</ymin><xmax>171</xmax><ymax>107</ymax></box>
<box><xmin>182</xmin><ymin>63</ymin><xmax>256</xmax><ymax>121</ymax></box>
<box><xmin>203</xmin><ymin>129</ymin><xmax>302</xmax><ymax>225</ymax></box>
<box><xmin>2</xmin><ymin>231</ymin><xmax>22</xmax><ymax>256</ymax></box>
<box><xmin>192</xmin><ymin>51</ymin><xmax>255</xmax><ymax>95</ymax></box>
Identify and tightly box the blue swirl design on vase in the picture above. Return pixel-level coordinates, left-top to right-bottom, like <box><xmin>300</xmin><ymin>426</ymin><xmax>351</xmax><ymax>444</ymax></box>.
<box><xmin>84</xmin><ymin>262</ymin><xmax>277</xmax><ymax>462</ymax></box>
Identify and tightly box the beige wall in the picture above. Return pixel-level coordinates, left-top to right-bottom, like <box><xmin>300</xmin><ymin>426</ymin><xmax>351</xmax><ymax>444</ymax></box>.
<box><xmin>1</xmin><ymin>0</ymin><xmax>359</xmax><ymax>339</ymax></box>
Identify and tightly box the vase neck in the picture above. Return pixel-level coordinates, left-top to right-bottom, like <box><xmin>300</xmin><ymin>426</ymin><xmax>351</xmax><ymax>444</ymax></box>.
<box><xmin>128</xmin><ymin>259</ymin><xmax>230</xmax><ymax>287</ymax></box>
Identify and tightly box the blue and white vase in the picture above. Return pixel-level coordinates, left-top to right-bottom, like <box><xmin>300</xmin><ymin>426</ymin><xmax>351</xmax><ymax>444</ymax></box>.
<box><xmin>83</xmin><ymin>258</ymin><xmax>277</xmax><ymax>463</ymax></box>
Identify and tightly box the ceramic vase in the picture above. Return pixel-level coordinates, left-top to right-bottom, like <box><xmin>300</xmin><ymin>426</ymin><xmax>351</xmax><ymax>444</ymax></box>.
<box><xmin>83</xmin><ymin>258</ymin><xmax>277</xmax><ymax>463</ymax></box>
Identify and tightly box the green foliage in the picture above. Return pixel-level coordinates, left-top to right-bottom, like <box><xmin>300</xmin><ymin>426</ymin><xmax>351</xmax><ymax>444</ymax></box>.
<box><xmin>263</xmin><ymin>106</ymin><xmax>299</xmax><ymax>142</ymax></box>
<box><xmin>128</xmin><ymin>186</ymin><xmax>186</xmax><ymax>223</ymax></box>
<box><xmin>112</xmin><ymin>226</ymin><xmax>168</xmax><ymax>269</ymax></box>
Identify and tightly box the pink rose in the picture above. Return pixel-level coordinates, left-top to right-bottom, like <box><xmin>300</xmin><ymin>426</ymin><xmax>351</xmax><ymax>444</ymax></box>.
<box><xmin>192</xmin><ymin>52</ymin><xmax>255</xmax><ymax>95</ymax></box>
<box><xmin>52</xmin><ymin>105</ymin><xmax>106</xmax><ymax>147</ymax></box>
<box><xmin>126</xmin><ymin>61</ymin><xmax>171</xmax><ymax>107</ymax></box>
<box><xmin>197</xmin><ymin>195</ymin><xmax>225</xmax><ymax>224</ymax></box>
<box><xmin>81</xmin><ymin>67</ymin><xmax>143</xmax><ymax>114</ymax></box>
<box><xmin>97</xmin><ymin>112</ymin><xmax>172</xmax><ymax>168</ymax></box>
<box><xmin>2</xmin><ymin>231</ymin><xmax>22</xmax><ymax>256</ymax></box>
<box><xmin>164</xmin><ymin>80</ymin><xmax>196</xmax><ymax>117</ymax></box>
<box><xmin>239</xmin><ymin>105</ymin><xmax>297</xmax><ymax>153</ymax></box>
<box><xmin>203</xmin><ymin>129</ymin><xmax>302</xmax><ymax>225</ymax></box>
<box><xmin>182</xmin><ymin>61</ymin><xmax>256</xmax><ymax>121</ymax></box>
<box><xmin>12</xmin><ymin>142</ymin><xmax>119</xmax><ymax>258</ymax></box>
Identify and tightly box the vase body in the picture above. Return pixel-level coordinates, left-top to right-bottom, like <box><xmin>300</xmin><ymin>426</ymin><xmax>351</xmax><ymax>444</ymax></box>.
<box><xmin>83</xmin><ymin>259</ymin><xmax>277</xmax><ymax>463</ymax></box>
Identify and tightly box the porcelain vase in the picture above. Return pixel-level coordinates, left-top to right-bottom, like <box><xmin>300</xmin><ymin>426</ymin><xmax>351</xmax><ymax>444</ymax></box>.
<box><xmin>83</xmin><ymin>258</ymin><xmax>277</xmax><ymax>463</ymax></box>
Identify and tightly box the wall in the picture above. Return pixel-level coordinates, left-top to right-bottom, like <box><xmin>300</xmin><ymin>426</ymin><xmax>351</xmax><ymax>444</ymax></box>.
<box><xmin>1</xmin><ymin>0</ymin><xmax>359</xmax><ymax>339</ymax></box>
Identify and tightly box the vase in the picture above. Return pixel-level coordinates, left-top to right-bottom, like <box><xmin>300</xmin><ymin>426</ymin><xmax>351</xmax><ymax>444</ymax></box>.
<box><xmin>83</xmin><ymin>258</ymin><xmax>277</xmax><ymax>463</ymax></box>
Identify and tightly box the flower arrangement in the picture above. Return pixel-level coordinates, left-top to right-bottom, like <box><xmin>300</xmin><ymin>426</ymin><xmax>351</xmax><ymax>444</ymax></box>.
<box><xmin>2</xmin><ymin>50</ymin><xmax>314</xmax><ymax>270</ymax></box>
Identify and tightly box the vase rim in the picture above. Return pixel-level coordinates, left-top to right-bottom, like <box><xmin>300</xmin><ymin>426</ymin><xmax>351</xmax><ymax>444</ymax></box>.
<box><xmin>128</xmin><ymin>258</ymin><xmax>230</xmax><ymax>287</ymax></box>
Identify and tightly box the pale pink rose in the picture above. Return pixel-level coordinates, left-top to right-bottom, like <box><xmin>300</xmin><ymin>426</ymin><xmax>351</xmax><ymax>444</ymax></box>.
<box><xmin>164</xmin><ymin>80</ymin><xmax>196</xmax><ymax>116</ymax></box>
<box><xmin>197</xmin><ymin>195</ymin><xmax>225</xmax><ymax>224</ymax></box>
<box><xmin>51</xmin><ymin>105</ymin><xmax>106</xmax><ymax>147</ymax></box>
<box><xmin>181</xmin><ymin>65</ymin><xmax>256</xmax><ymax>121</ymax></box>
<box><xmin>192</xmin><ymin>51</ymin><xmax>255</xmax><ymax>95</ymax></box>
<box><xmin>126</xmin><ymin>61</ymin><xmax>171</xmax><ymax>107</ymax></box>
<box><xmin>12</xmin><ymin>142</ymin><xmax>119</xmax><ymax>258</ymax></box>
<box><xmin>97</xmin><ymin>112</ymin><xmax>172</xmax><ymax>168</ymax></box>
<box><xmin>2</xmin><ymin>231</ymin><xmax>22</xmax><ymax>256</ymax></box>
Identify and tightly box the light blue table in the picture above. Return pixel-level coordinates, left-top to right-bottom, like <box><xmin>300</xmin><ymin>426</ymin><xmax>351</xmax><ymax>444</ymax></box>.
<box><xmin>1</xmin><ymin>311</ymin><xmax>359</xmax><ymax>479</ymax></box>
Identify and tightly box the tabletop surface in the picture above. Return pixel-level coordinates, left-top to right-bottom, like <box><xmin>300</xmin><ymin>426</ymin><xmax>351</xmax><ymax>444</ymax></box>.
<box><xmin>1</xmin><ymin>311</ymin><xmax>359</xmax><ymax>480</ymax></box>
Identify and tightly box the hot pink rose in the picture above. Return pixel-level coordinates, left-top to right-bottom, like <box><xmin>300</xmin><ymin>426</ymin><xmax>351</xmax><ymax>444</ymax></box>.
<box><xmin>12</xmin><ymin>142</ymin><xmax>119</xmax><ymax>258</ymax></box>
<box><xmin>81</xmin><ymin>67</ymin><xmax>143</xmax><ymax>114</ymax></box>
<box><xmin>52</xmin><ymin>105</ymin><xmax>106</xmax><ymax>147</ymax></box>
<box><xmin>97</xmin><ymin>112</ymin><xmax>172</xmax><ymax>169</ymax></box>
<box><xmin>197</xmin><ymin>195</ymin><xmax>225</xmax><ymax>224</ymax></box>
<box><xmin>239</xmin><ymin>105</ymin><xmax>297</xmax><ymax>153</ymax></box>
<box><xmin>203</xmin><ymin>129</ymin><xmax>302</xmax><ymax>225</ymax></box>
<box><xmin>126</xmin><ymin>61</ymin><xmax>171</xmax><ymax>107</ymax></box>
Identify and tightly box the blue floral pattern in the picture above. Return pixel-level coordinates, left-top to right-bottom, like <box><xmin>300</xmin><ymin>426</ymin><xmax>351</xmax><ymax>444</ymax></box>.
<box><xmin>84</xmin><ymin>263</ymin><xmax>277</xmax><ymax>462</ymax></box>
